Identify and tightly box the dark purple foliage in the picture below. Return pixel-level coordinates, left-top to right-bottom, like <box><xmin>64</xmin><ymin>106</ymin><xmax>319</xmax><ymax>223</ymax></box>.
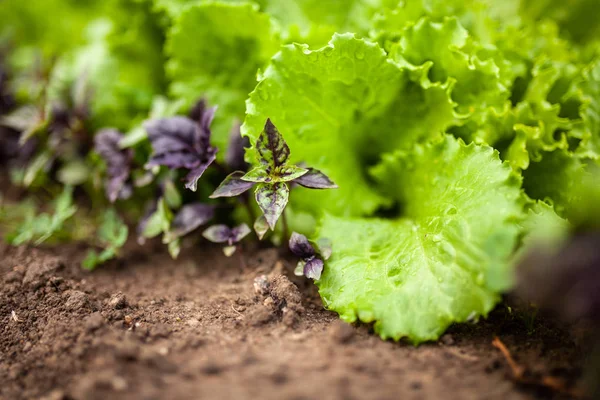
<box><xmin>257</xmin><ymin>118</ymin><xmax>289</xmax><ymax>169</ymax></box>
<box><xmin>517</xmin><ymin>231</ymin><xmax>600</xmax><ymax>322</ymax></box>
<box><xmin>203</xmin><ymin>223</ymin><xmax>251</xmax><ymax>246</ymax></box>
<box><xmin>289</xmin><ymin>232</ymin><xmax>325</xmax><ymax>280</ymax></box>
<box><xmin>210</xmin><ymin>171</ymin><xmax>254</xmax><ymax>198</ymax></box>
<box><xmin>144</xmin><ymin>100</ymin><xmax>217</xmax><ymax>191</ymax></box>
<box><xmin>94</xmin><ymin>129</ymin><xmax>133</xmax><ymax>203</ymax></box>
<box><xmin>170</xmin><ymin>203</ymin><xmax>215</xmax><ymax>238</ymax></box>
<box><xmin>294</xmin><ymin>167</ymin><xmax>338</xmax><ymax>189</ymax></box>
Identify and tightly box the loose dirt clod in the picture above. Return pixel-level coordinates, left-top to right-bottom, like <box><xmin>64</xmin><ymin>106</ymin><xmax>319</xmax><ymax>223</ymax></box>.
<box><xmin>108</xmin><ymin>292</ymin><xmax>128</xmax><ymax>310</ymax></box>
<box><xmin>64</xmin><ymin>290</ymin><xmax>89</xmax><ymax>311</ymax></box>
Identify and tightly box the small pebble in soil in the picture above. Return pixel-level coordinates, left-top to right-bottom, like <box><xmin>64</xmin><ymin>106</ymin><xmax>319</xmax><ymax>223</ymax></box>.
<box><xmin>108</xmin><ymin>292</ymin><xmax>128</xmax><ymax>310</ymax></box>
<box><xmin>329</xmin><ymin>320</ymin><xmax>355</xmax><ymax>344</ymax></box>
<box><xmin>254</xmin><ymin>275</ymin><xmax>270</xmax><ymax>296</ymax></box>
<box><xmin>85</xmin><ymin>312</ymin><xmax>105</xmax><ymax>331</ymax></box>
<box><xmin>410</xmin><ymin>381</ymin><xmax>423</xmax><ymax>390</ymax></box>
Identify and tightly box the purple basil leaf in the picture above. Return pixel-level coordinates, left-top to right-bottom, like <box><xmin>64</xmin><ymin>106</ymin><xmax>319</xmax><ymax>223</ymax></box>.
<box><xmin>256</xmin><ymin>119</ymin><xmax>290</xmax><ymax>169</ymax></box>
<box><xmin>144</xmin><ymin>102</ymin><xmax>217</xmax><ymax>187</ymax></box>
<box><xmin>188</xmin><ymin>99</ymin><xmax>216</xmax><ymax>151</ymax></box>
<box><xmin>255</xmin><ymin>182</ymin><xmax>289</xmax><ymax>230</ymax></box>
<box><xmin>225</xmin><ymin>122</ymin><xmax>250</xmax><ymax>171</ymax></box>
<box><xmin>210</xmin><ymin>171</ymin><xmax>255</xmax><ymax>198</ymax></box>
<box><xmin>289</xmin><ymin>232</ymin><xmax>316</xmax><ymax>258</ymax></box>
<box><xmin>293</xmin><ymin>167</ymin><xmax>338</xmax><ymax>189</ymax></box>
<box><xmin>202</xmin><ymin>225</ymin><xmax>232</xmax><ymax>244</ymax></box>
<box><xmin>304</xmin><ymin>258</ymin><xmax>324</xmax><ymax>280</ymax></box>
<box><xmin>145</xmin><ymin>117</ymin><xmax>201</xmax><ymax>169</ymax></box>
<box><xmin>183</xmin><ymin>150</ymin><xmax>217</xmax><ymax>192</ymax></box>
<box><xmin>94</xmin><ymin>128</ymin><xmax>132</xmax><ymax>203</ymax></box>
<box><xmin>170</xmin><ymin>203</ymin><xmax>215</xmax><ymax>238</ymax></box>
<box><xmin>230</xmin><ymin>223</ymin><xmax>251</xmax><ymax>243</ymax></box>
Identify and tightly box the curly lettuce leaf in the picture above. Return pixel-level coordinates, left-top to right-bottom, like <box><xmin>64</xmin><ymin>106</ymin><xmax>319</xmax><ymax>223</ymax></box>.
<box><xmin>522</xmin><ymin>148</ymin><xmax>588</xmax><ymax>217</ymax></box>
<box><xmin>520</xmin><ymin>0</ymin><xmax>600</xmax><ymax>44</ymax></box>
<box><xmin>317</xmin><ymin>135</ymin><xmax>523</xmax><ymax>343</ymax></box>
<box><xmin>166</xmin><ymin>1</ymin><xmax>281</xmax><ymax>155</ymax></box>
<box><xmin>570</xmin><ymin>59</ymin><xmax>600</xmax><ymax>160</ymax></box>
<box><xmin>387</xmin><ymin>17</ymin><xmax>512</xmax><ymax>136</ymax></box>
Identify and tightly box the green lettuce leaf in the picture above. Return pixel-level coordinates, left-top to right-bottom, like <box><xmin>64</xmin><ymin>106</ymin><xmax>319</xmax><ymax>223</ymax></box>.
<box><xmin>520</xmin><ymin>0</ymin><xmax>600</xmax><ymax>44</ymax></box>
<box><xmin>570</xmin><ymin>59</ymin><xmax>600</xmax><ymax>160</ymax></box>
<box><xmin>243</xmin><ymin>33</ymin><xmax>458</xmax><ymax>218</ymax></box>
<box><xmin>317</xmin><ymin>135</ymin><xmax>523</xmax><ymax>343</ymax></box>
<box><xmin>522</xmin><ymin>148</ymin><xmax>588</xmax><ymax>217</ymax></box>
<box><xmin>166</xmin><ymin>1</ymin><xmax>281</xmax><ymax>155</ymax></box>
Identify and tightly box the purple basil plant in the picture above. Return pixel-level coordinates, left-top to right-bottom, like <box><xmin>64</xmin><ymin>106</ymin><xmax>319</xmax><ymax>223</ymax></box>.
<box><xmin>144</xmin><ymin>100</ymin><xmax>217</xmax><ymax>191</ymax></box>
<box><xmin>210</xmin><ymin>119</ymin><xmax>337</xmax><ymax>232</ymax></box>
<box><xmin>289</xmin><ymin>232</ymin><xmax>332</xmax><ymax>280</ymax></box>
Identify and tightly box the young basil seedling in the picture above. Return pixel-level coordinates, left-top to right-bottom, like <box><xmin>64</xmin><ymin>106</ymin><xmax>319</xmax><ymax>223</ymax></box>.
<box><xmin>210</xmin><ymin>119</ymin><xmax>337</xmax><ymax>232</ymax></box>
<box><xmin>289</xmin><ymin>232</ymin><xmax>331</xmax><ymax>280</ymax></box>
<box><xmin>203</xmin><ymin>223</ymin><xmax>251</xmax><ymax>256</ymax></box>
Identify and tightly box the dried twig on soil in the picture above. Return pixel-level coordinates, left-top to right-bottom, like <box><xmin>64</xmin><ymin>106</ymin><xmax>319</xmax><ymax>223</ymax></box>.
<box><xmin>492</xmin><ymin>336</ymin><xmax>585</xmax><ymax>399</ymax></box>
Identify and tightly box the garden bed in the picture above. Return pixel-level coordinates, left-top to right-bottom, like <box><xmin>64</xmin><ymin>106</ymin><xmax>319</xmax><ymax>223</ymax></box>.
<box><xmin>0</xmin><ymin>244</ymin><xmax>584</xmax><ymax>400</ymax></box>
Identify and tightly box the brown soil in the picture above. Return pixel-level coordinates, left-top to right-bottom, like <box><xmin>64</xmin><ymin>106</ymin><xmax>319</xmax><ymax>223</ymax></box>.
<box><xmin>0</xmin><ymin>242</ymin><xmax>588</xmax><ymax>400</ymax></box>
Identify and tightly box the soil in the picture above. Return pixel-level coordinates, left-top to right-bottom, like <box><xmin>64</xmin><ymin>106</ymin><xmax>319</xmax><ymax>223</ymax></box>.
<box><xmin>0</xmin><ymin>242</ymin><xmax>590</xmax><ymax>400</ymax></box>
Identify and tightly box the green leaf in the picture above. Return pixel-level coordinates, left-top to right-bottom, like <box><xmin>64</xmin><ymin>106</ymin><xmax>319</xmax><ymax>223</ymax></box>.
<box><xmin>82</xmin><ymin>208</ymin><xmax>128</xmax><ymax>270</ymax></box>
<box><xmin>163</xmin><ymin>179</ymin><xmax>183</xmax><ymax>209</ymax></box>
<box><xmin>142</xmin><ymin>198</ymin><xmax>173</xmax><ymax>239</ymax></box>
<box><xmin>522</xmin><ymin>149</ymin><xmax>587</xmax><ymax>217</ymax></box>
<box><xmin>57</xmin><ymin>159</ymin><xmax>91</xmax><ymax>186</ymax></box>
<box><xmin>166</xmin><ymin>1</ymin><xmax>281</xmax><ymax>156</ymax></box>
<box><xmin>6</xmin><ymin>186</ymin><xmax>77</xmax><ymax>246</ymax></box>
<box><xmin>571</xmin><ymin>59</ymin><xmax>600</xmax><ymax>160</ymax></box>
<box><xmin>241</xmin><ymin>167</ymin><xmax>271</xmax><ymax>183</ymax></box>
<box><xmin>317</xmin><ymin>136</ymin><xmax>524</xmax><ymax>343</ymax></box>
